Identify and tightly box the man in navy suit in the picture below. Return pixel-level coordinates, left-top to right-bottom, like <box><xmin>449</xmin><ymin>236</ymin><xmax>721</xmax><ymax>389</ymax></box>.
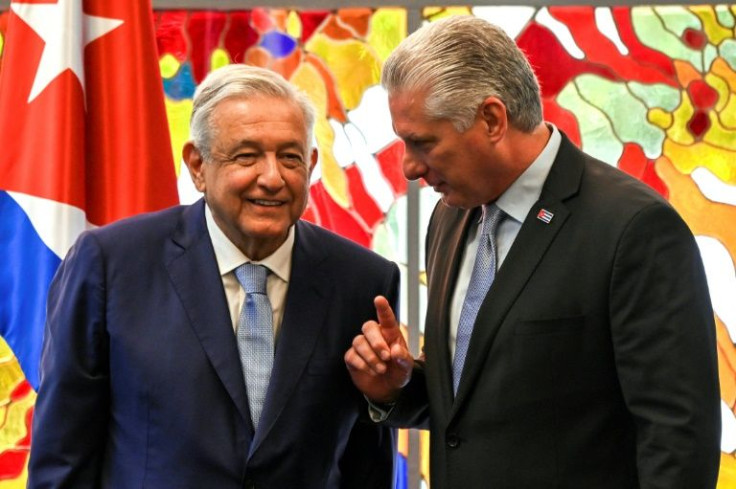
<box><xmin>345</xmin><ymin>16</ymin><xmax>720</xmax><ymax>489</ymax></box>
<box><xmin>28</xmin><ymin>64</ymin><xmax>399</xmax><ymax>488</ymax></box>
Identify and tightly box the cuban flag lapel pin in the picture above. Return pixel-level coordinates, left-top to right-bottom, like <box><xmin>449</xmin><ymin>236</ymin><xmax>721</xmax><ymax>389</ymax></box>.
<box><xmin>537</xmin><ymin>208</ymin><xmax>554</xmax><ymax>224</ymax></box>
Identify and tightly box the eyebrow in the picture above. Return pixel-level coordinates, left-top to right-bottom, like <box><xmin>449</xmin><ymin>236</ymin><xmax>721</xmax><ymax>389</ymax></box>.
<box><xmin>228</xmin><ymin>139</ymin><xmax>307</xmax><ymax>152</ymax></box>
<box><xmin>402</xmin><ymin>133</ymin><xmax>434</xmax><ymax>144</ymax></box>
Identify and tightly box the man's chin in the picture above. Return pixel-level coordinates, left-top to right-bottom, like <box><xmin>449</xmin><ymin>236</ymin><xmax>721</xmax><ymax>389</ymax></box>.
<box><xmin>442</xmin><ymin>195</ymin><xmax>485</xmax><ymax>211</ymax></box>
<box><xmin>439</xmin><ymin>193</ymin><xmax>465</xmax><ymax>209</ymax></box>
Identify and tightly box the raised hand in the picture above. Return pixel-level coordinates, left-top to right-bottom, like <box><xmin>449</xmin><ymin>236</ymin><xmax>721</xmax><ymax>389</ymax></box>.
<box><xmin>344</xmin><ymin>296</ymin><xmax>414</xmax><ymax>403</ymax></box>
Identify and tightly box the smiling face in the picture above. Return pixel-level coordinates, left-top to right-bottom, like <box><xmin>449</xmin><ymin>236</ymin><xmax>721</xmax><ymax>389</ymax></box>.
<box><xmin>389</xmin><ymin>90</ymin><xmax>511</xmax><ymax>209</ymax></box>
<box><xmin>184</xmin><ymin>95</ymin><xmax>316</xmax><ymax>260</ymax></box>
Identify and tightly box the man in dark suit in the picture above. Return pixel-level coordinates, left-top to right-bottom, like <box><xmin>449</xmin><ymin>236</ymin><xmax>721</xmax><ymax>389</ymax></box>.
<box><xmin>28</xmin><ymin>64</ymin><xmax>399</xmax><ymax>489</ymax></box>
<box><xmin>345</xmin><ymin>16</ymin><xmax>720</xmax><ymax>489</ymax></box>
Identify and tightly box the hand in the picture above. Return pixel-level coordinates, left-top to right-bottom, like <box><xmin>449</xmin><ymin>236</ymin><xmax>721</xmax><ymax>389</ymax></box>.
<box><xmin>344</xmin><ymin>296</ymin><xmax>414</xmax><ymax>404</ymax></box>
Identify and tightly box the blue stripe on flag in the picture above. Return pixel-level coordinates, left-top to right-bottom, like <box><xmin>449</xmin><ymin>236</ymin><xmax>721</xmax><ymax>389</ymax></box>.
<box><xmin>0</xmin><ymin>191</ymin><xmax>61</xmax><ymax>390</ymax></box>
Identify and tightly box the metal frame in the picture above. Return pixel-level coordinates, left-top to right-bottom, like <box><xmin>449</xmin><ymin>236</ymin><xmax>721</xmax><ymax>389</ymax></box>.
<box><xmin>0</xmin><ymin>0</ymin><xmax>719</xmax><ymax>9</ymax></box>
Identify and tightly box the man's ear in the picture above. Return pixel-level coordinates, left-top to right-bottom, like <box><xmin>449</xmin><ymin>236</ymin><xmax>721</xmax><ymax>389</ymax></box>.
<box><xmin>308</xmin><ymin>147</ymin><xmax>318</xmax><ymax>176</ymax></box>
<box><xmin>479</xmin><ymin>96</ymin><xmax>508</xmax><ymax>143</ymax></box>
<box><xmin>182</xmin><ymin>142</ymin><xmax>206</xmax><ymax>192</ymax></box>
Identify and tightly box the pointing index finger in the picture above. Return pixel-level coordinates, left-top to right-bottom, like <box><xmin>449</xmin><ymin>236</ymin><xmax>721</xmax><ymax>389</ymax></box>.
<box><xmin>374</xmin><ymin>295</ymin><xmax>398</xmax><ymax>331</ymax></box>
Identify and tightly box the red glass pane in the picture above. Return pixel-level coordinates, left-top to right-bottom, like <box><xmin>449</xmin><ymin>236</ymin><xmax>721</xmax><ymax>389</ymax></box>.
<box><xmin>299</xmin><ymin>11</ymin><xmax>330</xmax><ymax>43</ymax></box>
<box><xmin>687</xmin><ymin>110</ymin><xmax>710</xmax><ymax>137</ymax></box>
<box><xmin>155</xmin><ymin>11</ymin><xmax>188</xmax><ymax>62</ymax></box>
<box><xmin>683</xmin><ymin>27</ymin><xmax>707</xmax><ymax>50</ymax></box>
<box><xmin>517</xmin><ymin>22</ymin><xmax>615</xmax><ymax>98</ymax></box>
<box><xmin>548</xmin><ymin>7</ymin><xmax>677</xmax><ymax>87</ymax></box>
<box><xmin>611</xmin><ymin>7</ymin><xmax>676</xmax><ymax>79</ymax></box>
<box><xmin>542</xmin><ymin>99</ymin><xmax>581</xmax><ymax>146</ymax></box>
<box><xmin>346</xmin><ymin>165</ymin><xmax>384</xmax><ymax>232</ymax></box>
<box><xmin>224</xmin><ymin>12</ymin><xmax>259</xmax><ymax>65</ymax></box>
<box><xmin>309</xmin><ymin>183</ymin><xmax>371</xmax><ymax>247</ymax></box>
<box><xmin>688</xmin><ymin>79</ymin><xmax>719</xmax><ymax>110</ymax></box>
<box><xmin>375</xmin><ymin>140</ymin><xmax>407</xmax><ymax>196</ymax></box>
<box><xmin>187</xmin><ymin>11</ymin><xmax>227</xmax><ymax>83</ymax></box>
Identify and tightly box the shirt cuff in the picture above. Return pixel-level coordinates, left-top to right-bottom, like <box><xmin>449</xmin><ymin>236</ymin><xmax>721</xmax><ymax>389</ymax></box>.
<box><xmin>365</xmin><ymin>395</ymin><xmax>396</xmax><ymax>422</ymax></box>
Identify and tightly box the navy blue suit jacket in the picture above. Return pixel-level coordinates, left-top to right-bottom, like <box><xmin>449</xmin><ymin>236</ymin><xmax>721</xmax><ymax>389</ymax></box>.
<box><xmin>28</xmin><ymin>199</ymin><xmax>400</xmax><ymax>489</ymax></box>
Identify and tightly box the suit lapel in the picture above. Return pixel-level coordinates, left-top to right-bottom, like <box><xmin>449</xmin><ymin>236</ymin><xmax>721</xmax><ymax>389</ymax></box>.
<box><xmin>165</xmin><ymin>200</ymin><xmax>254</xmax><ymax>435</ymax></box>
<box><xmin>425</xmin><ymin>206</ymin><xmax>478</xmax><ymax>413</ymax></box>
<box><xmin>451</xmin><ymin>135</ymin><xmax>584</xmax><ymax>415</ymax></box>
<box><xmin>249</xmin><ymin>221</ymin><xmax>331</xmax><ymax>456</ymax></box>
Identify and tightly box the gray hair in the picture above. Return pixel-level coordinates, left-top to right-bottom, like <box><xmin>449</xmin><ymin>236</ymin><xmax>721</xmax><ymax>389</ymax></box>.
<box><xmin>382</xmin><ymin>16</ymin><xmax>542</xmax><ymax>133</ymax></box>
<box><xmin>189</xmin><ymin>64</ymin><xmax>317</xmax><ymax>160</ymax></box>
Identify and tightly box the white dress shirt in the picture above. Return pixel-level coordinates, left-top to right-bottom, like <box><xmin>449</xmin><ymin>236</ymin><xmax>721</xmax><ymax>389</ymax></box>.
<box><xmin>448</xmin><ymin>124</ymin><xmax>562</xmax><ymax>357</ymax></box>
<box><xmin>204</xmin><ymin>204</ymin><xmax>293</xmax><ymax>340</ymax></box>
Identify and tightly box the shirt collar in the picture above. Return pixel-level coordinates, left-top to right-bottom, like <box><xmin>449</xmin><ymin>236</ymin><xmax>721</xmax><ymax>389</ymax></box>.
<box><xmin>204</xmin><ymin>203</ymin><xmax>294</xmax><ymax>283</ymax></box>
<box><xmin>495</xmin><ymin>123</ymin><xmax>561</xmax><ymax>223</ymax></box>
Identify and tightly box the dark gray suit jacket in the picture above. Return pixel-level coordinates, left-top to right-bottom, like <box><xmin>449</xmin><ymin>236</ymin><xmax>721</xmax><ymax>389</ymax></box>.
<box><xmin>28</xmin><ymin>198</ymin><xmax>400</xmax><ymax>489</ymax></box>
<box><xmin>390</xmin><ymin>132</ymin><xmax>720</xmax><ymax>488</ymax></box>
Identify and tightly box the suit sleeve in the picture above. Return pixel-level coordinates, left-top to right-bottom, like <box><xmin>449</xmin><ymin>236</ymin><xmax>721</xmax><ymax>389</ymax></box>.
<box><xmin>27</xmin><ymin>232</ymin><xmax>110</xmax><ymax>489</ymax></box>
<box><xmin>382</xmin><ymin>203</ymin><xmax>443</xmax><ymax>430</ymax></box>
<box><xmin>340</xmin><ymin>261</ymin><xmax>401</xmax><ymax>489</ymax></box>
<box><xmin>610</xmin><ymin>202</ymin><xmax>720</xmax><ymax>488</ymax></box>
<box><xmin>384</xmin><ymin>362</ymin><xmax>430</xmax><ymax>429</ymax></box>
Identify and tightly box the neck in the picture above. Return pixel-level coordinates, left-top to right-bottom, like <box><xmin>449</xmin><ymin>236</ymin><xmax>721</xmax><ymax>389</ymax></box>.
<box><xmin>483</xmin><ymin>123</ymin><xmax>550</xmax><ymax>205</ymax></box>
<box><xmin>500</xmin><ymin>122</ymin><xmax>550</xmax><ymax>176</ymax></box>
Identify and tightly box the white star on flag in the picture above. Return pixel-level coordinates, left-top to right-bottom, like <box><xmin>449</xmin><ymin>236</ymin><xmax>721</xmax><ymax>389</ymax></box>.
<box><xmin>11</xmin><ymin>0</ymin><xmax>124</xmax><ymax>103</ymax></box>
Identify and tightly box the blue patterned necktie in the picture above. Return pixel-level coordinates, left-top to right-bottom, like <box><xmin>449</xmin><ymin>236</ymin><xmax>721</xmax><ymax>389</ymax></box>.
<box><xmin>453</xmin><ymin>204</ymin><xmax>505</xmax><ymax>395</ymax></box>
<box><xmin>234</xmin><ymin>263</ymin><xmax>274</xmax><ymax>430</ymax></box>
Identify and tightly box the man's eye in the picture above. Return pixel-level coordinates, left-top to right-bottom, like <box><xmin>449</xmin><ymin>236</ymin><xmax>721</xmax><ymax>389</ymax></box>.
<box><xmin>234</xmin><ymin>153</ymin><xmax>258</xmax><ymax>163</ymax></box>
<box><xmin>281</xmin><ymin>154</ymin><xmax>304</xmax><ymax>165</ymax></box>
<box><xmin>407</xmin><ymin>139</ymin><xmax>429</xmax><ymax>151</ymax></box>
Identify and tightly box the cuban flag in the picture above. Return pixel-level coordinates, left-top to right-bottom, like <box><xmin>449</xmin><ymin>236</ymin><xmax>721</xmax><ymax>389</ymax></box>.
<box><xmin>0</xmin><ymin>0</ymin><xmax>178</xmax><ymax>478</ymax></box>
<box><xmin>536</xmin><ymin>208</ymin><xmax>554</xmax><ymax>224</ymax></box>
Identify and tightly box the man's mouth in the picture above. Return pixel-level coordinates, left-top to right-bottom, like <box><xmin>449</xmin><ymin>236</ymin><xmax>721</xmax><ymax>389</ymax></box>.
<box><xmin>251</xmin><ymin>199</ymin><xmax>283</xmax><ymax>207</ymax></box>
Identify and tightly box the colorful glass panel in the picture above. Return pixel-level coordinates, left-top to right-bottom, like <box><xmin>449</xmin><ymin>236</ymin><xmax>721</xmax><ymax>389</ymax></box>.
<box><xmin>0</xmin><ymin>4</ymin><xmax>734</xmax><ymax>489</ymax></box>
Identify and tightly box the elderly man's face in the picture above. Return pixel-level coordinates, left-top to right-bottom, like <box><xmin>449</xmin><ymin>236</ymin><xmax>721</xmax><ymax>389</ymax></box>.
<box><xmin>186</xmin><ymin>96</ymin><xmax>316</xmax><ymax>260</ymax></box>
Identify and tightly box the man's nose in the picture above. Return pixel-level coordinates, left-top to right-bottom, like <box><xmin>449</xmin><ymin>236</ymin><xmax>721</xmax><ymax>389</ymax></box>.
<box><xmin>401</xmin><ymin>148</ymin><xmax>424</xmax><ymax>181</ymax></box>
<box><xmin>258</xmin><ymin>155</ymin><xmax>285</xmax><ymax>189</ymax></box>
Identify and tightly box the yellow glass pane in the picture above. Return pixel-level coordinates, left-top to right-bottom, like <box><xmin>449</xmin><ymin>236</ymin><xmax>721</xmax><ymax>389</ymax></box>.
<box><xmin>718</xmin><ymin>452</ymin><xmax>736</xmax><ymax>488</ymax></box>
<box><xmin>690</xmin><ymin>6</ymin><xmax>733</xmax><ymax>46</ymax></box>
<box><xmin>287</xmin><ymin>10</ymin><xmax>302</xmax><ymax>40</ymax></box>
<box><xmin>423</xmin><ymin>7</ymin><xmax>472</xmax><ymax>21</ymax></box>
<box><xmin>717</xmin><ymin>316</ymin><xmax>736</xmax><ymax>406</ymax></box>
<box><xmin>703</xmin><ymin>112</ymin><xmax>736</xmax><ymax>150</ymax></box>
<box><xmin>164</xmin><ymin>97</ymin><xmax>193</xmax><ymax>176</ymax></box>
<box><xmin>304</xmin><ymin>33</ymin><xmax>381</xmax><ymax>111</ymax></box>
<box><xmin>210</xmin><ymin>48</ymin><xmax>230</xmax><ymax>72</ymax></box>
<box><xmin>664</xmin><ymin>139</ymin><xmax>736</xmax><ymax>182</ymax></box>
<box><xmin>159</xmin><ymin>53</ymin><xmax>180</xmax><ymax>80</ymax></box>
<box><xmin>368</xmin><ymin>8</ymin><xmax>407</xmax><ymax>63</ymax></box>
<box><xmin>648</xmin><ymin>107</ymin><xmax>674</xmax><ymax>129</ymax></box>
<box><xmin>666</xmin><ymin>92</ymin><xmax>695</xmax><ymax>145</ymax></box>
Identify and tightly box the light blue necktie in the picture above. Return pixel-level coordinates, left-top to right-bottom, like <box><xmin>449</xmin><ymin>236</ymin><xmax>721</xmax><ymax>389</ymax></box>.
<box><xmin>453</xmin><ymin>204</ymin><xmax>505</xmax><ymax>395</ymax></box>
<box><xmin>234</xmin><ymin>263</ymin><xmax>274</xmax><ymax>430</ymax></box>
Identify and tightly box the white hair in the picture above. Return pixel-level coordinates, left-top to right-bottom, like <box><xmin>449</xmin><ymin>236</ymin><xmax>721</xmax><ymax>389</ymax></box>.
<box><xmin>382</xmin><ymin>16</ymin><xmax>542</xmax><ymax>132</ymax></box>
<box><xmin>189</xmin><ymin>64</ymin><xmax>316</xmax><ymax>160</ymax></box>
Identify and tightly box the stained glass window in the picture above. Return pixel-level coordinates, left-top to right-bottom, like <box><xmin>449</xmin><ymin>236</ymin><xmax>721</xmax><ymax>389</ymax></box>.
<box><xmin>1</xmin><ymin>4</ymin><xmax>735</xmax><ymax>489</ymax></box>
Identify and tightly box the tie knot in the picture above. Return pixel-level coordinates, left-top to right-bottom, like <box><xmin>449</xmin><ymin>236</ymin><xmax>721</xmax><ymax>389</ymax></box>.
<box><xmin>235</xmin><ymin>263</ymin><xmax>268</xmax><ymax>294</ymax></box>
<box><xmin>480</xmin><ymin>204</ymin><xmax>505</xmax><ymax>237</ymax></box>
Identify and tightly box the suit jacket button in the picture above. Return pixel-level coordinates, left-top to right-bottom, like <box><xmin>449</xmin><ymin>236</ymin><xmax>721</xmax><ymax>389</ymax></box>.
<box><xmin>446</xmin><ymin>434</ymin><xmax>460</xmax><ymax>448</ymax></box>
